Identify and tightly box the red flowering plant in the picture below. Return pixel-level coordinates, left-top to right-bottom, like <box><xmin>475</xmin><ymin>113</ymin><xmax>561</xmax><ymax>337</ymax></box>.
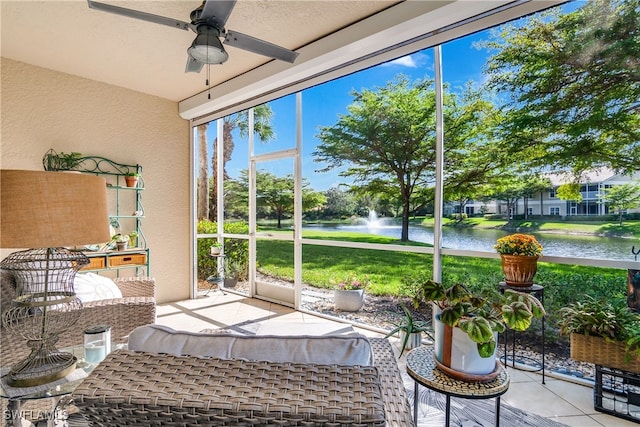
<box><xmin>494</xmin><ymin>233</ymin><xmax>543</xmax><ymax>257</ymax></box>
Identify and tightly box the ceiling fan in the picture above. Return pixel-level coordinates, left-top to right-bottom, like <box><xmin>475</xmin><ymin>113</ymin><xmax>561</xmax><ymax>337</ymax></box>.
<box><xmin>87</xmin><ymin>0</ymin><xmax>299</xmax><ymax>73</ymax></box>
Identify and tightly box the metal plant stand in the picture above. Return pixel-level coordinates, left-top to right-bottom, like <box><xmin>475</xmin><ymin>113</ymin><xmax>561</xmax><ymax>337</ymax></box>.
<box><xmin>499</xmin><ymin>282</ymin><xmax>545</xmax><ymax>384</ymax></box>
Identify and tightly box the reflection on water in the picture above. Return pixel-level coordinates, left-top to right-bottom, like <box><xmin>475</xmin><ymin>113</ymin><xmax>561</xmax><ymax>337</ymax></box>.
<box><xmin>304</xmin><ymin>223</ymin><xmax>638</xmax><ymax>261</ymax></box>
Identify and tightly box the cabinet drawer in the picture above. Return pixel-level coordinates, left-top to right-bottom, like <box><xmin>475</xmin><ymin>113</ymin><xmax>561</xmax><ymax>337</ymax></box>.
<box><xmin>108</xmin><ymin>253</ymin><xmax>147</xmax><ymax>267</ymax></box>
<box><xmin>82</xmin><ymin>256</ymin><xmax>106</xmax><ymax>270</ymax></box>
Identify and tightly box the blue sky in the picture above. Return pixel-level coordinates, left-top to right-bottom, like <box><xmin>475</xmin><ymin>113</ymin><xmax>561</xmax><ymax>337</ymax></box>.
<box><xmin>203</xmin><ymin>1</ymin><xmax>580</xmax><ymax>192</ymax></box>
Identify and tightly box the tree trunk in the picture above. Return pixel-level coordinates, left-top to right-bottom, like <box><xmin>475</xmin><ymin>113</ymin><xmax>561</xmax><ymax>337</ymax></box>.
<box><xmin>540</xmin><ymin>192</ymin><xmax>544</xmax><ymax>217</ymax></box>
<box><xmin>401</xmin><ymin>200</ymin><xmax>410</xmax><ymax>242</ymax></box>
<box><xmin>197</xmin><ymin>124</ymin><xmax>209</xmax><ymax>221</ymax></box>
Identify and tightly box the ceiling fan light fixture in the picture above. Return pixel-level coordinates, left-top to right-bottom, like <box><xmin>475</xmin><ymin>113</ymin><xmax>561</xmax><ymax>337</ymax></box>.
<box><xmin>187</xmin><ymin>26</ymin><xmax>228</xmax><ymax>64</ymax></box>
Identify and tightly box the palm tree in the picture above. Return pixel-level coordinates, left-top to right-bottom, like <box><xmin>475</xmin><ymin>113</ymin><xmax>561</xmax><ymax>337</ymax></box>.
<box><xmin>197</xmin><ymin>123</ymin><xmax>209</xmax><ymax>220</ymax></box>
<box><xmin>196</xmin><ymin>104</ymin><xmax>275</xmax><ymax>220</ymax></box>
<box><xmin>211</xmin><ymin>105</ymin><xmax>275</xmax><ymax>218</ymax></box>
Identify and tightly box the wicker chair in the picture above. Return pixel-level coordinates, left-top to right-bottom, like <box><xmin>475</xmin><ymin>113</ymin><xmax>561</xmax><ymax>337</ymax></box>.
<box><xmin>1</xmin><ymin>273</ymin><xmax>155</xmax><ymax>424</ymax></box>
<box><xmin>1</xmin><ymin>273</ymin><xmax>156</xmax><ymax>366</ymax></box>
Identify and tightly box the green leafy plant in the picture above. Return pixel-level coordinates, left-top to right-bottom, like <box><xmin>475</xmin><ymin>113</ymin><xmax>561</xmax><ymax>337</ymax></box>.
<box><xmin>125</xmin><ymin>171</ymin><xmax>140</xmax><ymax>177</ymax></box>
<box><xmin>225</xmin><ymin>258</ymin><xmax>248</xmax><ymax>281</ymax></box>
<box><xmin>413</xmin><ymin>280</ymin><xmax>545</xmax><ymax>358</ymax></box>
<box><xmin>559</xmin><ymin>296</ymin><xmax>640</xmax><ymax>360</ymax></box>
<box><xmin>494</xmin><ymin>233</ymin><xmax>543</xmax><ymax>256</ymax></box>
<box><xmin>43</xmin><ymin>149</ymin><xmax>84</xmax><ymax>171</ymax></box>
<box><xmin>385</xmin><ymin>303</ymin><xmax>432</xmax><ymax>355</ymax></box>
<box><xmin>196</xmin><ymin>220</ymin><xmax>249</xmax><ymax>280</ymax></box>
<box><xmin>129</xmin><ymin>231</ymin><xmax>138</xmax><ymax>247</ymax></box>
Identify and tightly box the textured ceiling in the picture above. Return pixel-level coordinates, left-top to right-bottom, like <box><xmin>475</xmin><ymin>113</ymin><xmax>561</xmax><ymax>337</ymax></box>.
<box><xmin>1</xmin><ymin>1</ymin><xmax>398</xmax><ymax>102</ymax></box>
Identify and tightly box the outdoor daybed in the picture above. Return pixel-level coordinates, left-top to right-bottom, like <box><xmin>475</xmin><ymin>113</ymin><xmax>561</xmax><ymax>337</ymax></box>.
<box><xmin>73</xmin><ymin>325</ymin><xmax>415</xmax><ymax>426</ymax></box>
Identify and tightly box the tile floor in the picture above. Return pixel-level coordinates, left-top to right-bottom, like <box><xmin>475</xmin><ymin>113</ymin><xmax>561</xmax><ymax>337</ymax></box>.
<box><xmin>157</xmin><ymin>292</ymin><xmax>638</xmax><ymax>427</ymax></box>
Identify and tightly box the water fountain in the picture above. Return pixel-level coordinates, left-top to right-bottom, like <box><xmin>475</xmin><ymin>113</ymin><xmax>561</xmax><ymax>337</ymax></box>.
<box><xmin>362</xmin><ymin>210</ymin><xmax>386</xmax><ymax>228</ymax></box>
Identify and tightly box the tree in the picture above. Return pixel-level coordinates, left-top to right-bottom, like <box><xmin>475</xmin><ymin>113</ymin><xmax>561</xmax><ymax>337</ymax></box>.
<box><xmin>599</xmin><ymin>182</ymin><xmax>640</xmax><ymax>225</ymax></box>
<box><xmin>231</xmin><ymin>170</ymin><xmax>325</xmax><ymax>228</ymax></box>
<box><xmin>209</xmin><ymin>104</ymin><xmax>276</xmax><ymax>219</ymax></box>
<box><xmin>556</xmin><ymin>183</ymin><xmax>583</xmax><ymax>203</ymax></box>
<box><xmin>520</xmin><ymin>176</ymin><xmax>552</xmax><ymax>218</ymax></box>
<box><xmin>196</xmin><ymin>124</ymin><xmax>209</xmax><ymax>221</ymax></box>
<box><xmin>483</xmin><ymin>0</ymin><xmax>640</xmax><ymax>176</ymax></box>
<box><xmin>322</xmin><ymin>187</ymin><xmax>358</xmax><ymax>219</ymax></box>
<box><xmin>314</xmin><ymin>76</ymin><xmax>500</xmax><ymax>241</ymax></box>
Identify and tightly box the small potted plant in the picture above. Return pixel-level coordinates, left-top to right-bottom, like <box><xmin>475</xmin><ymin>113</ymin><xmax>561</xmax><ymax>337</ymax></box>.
<box><xmin>559</xmin><ymin>296</ymin><xmax>640</xmax><ymax>373</ymax></box>
<box><xmin>124</xmin><ymin>171</ymin><xmax>140</xmax><ymax>188</ymax></box>
<box><xmin>413</xmin><ymin>280</ymin><xmax>545</xmax><ymax>379</ymax></box>
<box><xmin>115</xmin><ymin>234</ymin><xmax>130</xmax><ymax>251</ymax></box>
<box><xmin>209</xmin><ymin>242</ymin><xmax>223</xmax><ymax>256</ymax></box>
<box><xmin>494</xmin><ymin>233</ymin><xmax>543</xmax><ymax>287</ymax></box>
<box><xmin>224</xmin><ymin>259</ymin><xmax>247</xmax><ymax>288</ymax></box>
<box><xmin>385</xmin><ymin>303</ymin><xmax>433</xmax><ymax>355</ymax></box>
<box><xmin>128</xmin><ymin>230</ymin><xmax>138</xmax><ymax>248</ymax></box>
<box><xmin>333</xmin><ymin>276</ymin><xmax>369</xmax><ymax>312</ymax></box>
<box><xmin>42</xmin><ymin>149</ymin><xmax>84</xmax><ymax>171</ymax></box>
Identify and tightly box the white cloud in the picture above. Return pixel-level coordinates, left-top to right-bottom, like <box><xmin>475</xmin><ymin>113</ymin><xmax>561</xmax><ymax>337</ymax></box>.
<box><xmin>383</xmin><ymin>55</ymin><xmax>417</xmax><ymax>68</ymax></box>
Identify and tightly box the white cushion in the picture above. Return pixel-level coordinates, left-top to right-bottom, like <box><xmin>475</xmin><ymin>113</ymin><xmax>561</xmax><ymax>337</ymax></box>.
<box><xmin>73</xmin><ymin>273</ymin><xmax>123</xmax><ymax>302</ymax></box>
<box><xmin>128</xmin><ymin>324</ymin><xmax>373</xmax><ymax>366</ymax></box>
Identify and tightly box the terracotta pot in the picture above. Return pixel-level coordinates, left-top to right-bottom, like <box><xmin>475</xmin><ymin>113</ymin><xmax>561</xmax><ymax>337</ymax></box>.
<box><xmin>333</xmin><ymin>289</ymin><xmax>364</xmax><ymax>311</ymax></box>
<box><xmin>125</xmin><ymin>176</ymin><xmax>138</xmax><ymax>188</ymax></box>
<box><xmin>500</xmin><ymin>254</ymin><xmax>539</xmax><ymax>287</ymax></box>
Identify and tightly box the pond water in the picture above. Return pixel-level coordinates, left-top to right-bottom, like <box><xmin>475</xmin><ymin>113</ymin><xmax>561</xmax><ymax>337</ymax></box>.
<box><xmin>304</xmin><ymin>218</ymin><xmax>639</xmax><ymax>261</ymax></box>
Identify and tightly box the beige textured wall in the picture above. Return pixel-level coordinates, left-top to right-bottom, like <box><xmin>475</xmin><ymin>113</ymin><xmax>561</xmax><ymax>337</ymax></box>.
<box><xmin>1</xmin><ymin>58</ymin><xmax>191</xmax><ymax>304</ymax></box>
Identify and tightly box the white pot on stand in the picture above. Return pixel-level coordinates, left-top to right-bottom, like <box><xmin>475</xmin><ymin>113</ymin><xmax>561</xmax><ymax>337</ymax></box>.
<box><xmin>434</xmin><ymin>314</ymin><xmax>498</xmax><ymax>379</ymax></box>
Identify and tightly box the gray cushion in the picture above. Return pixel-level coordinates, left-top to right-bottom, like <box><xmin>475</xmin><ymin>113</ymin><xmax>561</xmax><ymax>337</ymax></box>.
<box><xmin>128</xmin><ymin>324</ymin><xmax>373</xmax><ymax>365</ymax></box>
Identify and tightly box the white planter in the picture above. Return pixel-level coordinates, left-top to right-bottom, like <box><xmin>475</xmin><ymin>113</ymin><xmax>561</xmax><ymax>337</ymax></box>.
<box><xmin>334</xmin><ymin>289</ymin><xmax>364</xmax><ymax>311</ymax></box>
<box><xmin>434</xmin><ymin>315</ymin><xmax>497</xmax><ymax>375</ymax></box>
<box><xmin>401</xmin><ymin>331</ymin><xmax>423</xmax><ymax>351</ymax></box>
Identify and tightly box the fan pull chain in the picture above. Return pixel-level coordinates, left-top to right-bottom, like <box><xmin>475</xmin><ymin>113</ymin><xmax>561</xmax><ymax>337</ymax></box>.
<box><xmin>207</xmin><ymin>64</ymin><xmax>211</xmax><ymax>99</ymax></box>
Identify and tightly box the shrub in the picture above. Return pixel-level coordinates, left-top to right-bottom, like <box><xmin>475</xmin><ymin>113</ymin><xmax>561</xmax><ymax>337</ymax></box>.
<box><xmin>197</xmin><ymin>220</ymin><xmax>249</xmax><ymax>280</ymax></box>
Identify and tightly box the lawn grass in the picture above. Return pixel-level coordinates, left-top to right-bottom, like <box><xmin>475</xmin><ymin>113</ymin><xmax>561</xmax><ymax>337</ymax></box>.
<box><xmin>239</xmin><ymin>221</ymin><xmax>634</xmax><ymax>341</ymax></box>
<box><xmin>256</xmin><ymin>230</ymin><xmax>629</xmax><ymax>324</ymax></box>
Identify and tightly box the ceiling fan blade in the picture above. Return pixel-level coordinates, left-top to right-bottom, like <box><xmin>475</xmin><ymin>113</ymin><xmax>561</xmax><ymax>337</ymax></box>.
<box><xmin>200</xmin><ymin>0</ymin><xmax>237</xmax><ymax>27</ymax></box>
<box><xmin>224</xmin><ymin>30</ymin><xmax>299</xmax><ymax>63</ymax></box>
<box><xmin>185</xmin><ymin>56</ymin><xmax>205</xmax><ymax>73</ymax></box>
<box><xmin>87</xmin><ymin>0</ymin><xmax>194</xmax><ymax>31</ymax></box>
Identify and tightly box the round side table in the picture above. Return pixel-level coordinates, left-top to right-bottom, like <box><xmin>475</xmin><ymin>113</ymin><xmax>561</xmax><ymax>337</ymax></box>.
<box><xmin>406</xmin><ymin>346</ymin><xmax>510</xmax><ymax>427</ymax></box>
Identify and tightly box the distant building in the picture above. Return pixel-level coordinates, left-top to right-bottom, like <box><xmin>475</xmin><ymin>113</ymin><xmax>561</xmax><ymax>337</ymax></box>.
<box><xmin>446</xmin><ymin>169</ymin><xmax>640</xmax><ymax>218</ymax></box>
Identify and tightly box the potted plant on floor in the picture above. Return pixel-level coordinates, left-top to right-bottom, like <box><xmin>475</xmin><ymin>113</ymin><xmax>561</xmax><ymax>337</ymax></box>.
<box><xmin>494</xmin><ymin>233</ymin><xmax>543</xmax><ymax>287</ymax></box>
<box><xmin>333</xmin><ymin>276</ymin><xmax>369</xmax><ymax>312</ymax></box>
<box><xmin>413</xmin><ymin>280</ymin><xmax>545</xmax><ymax>381</ymax></box>
<box><xmin>224</xmin><ymin>258</ymin><xmax>247</xmax><ymax>288</ymax></box>
<box><xmin>559</xmin><ymin>296</ymin><xmax>640</xmax><ymax>374</ymax></box>
<box><xmin>385</xmin><ymin>303</ymin><xmax>432</xmax><ymax>355</ymax></box>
